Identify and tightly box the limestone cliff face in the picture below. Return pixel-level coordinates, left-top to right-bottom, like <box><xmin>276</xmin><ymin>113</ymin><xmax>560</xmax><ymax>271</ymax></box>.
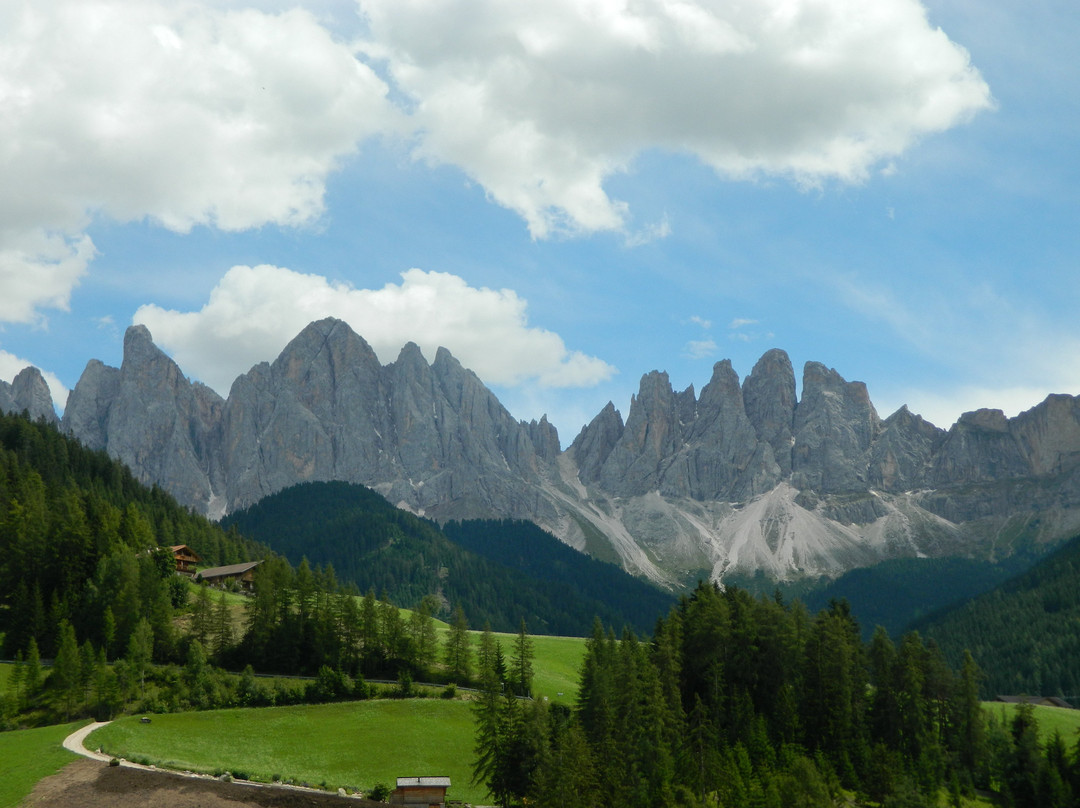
<box><xmin>0</xmin><ymin>367</ymin><xmax>59</xmax><ymax>425</ymax></box>
<box><xmin>58</xmin><ymin>319</ymin><xmax>556</xmax><ymax>525</ymax></box>
<box><xmin>59</xmin><ymin>325</ymin><xmax>225</xmax><ymax>514</ymax></box>
<box><xmin>30</xmin><ymin>323</ymin><xmax>1080</xmax><ymax>586</ymax></box>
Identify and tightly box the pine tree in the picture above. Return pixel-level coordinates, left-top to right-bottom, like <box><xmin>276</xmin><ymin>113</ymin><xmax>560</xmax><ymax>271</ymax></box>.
<box><xmin>213</xmin><ymin>592</ymin><xmax>233</xmax><ymax>661</ymax></box>
<box><xmin>126</xmin><ymin>617</ymin><xmax>153</xmax><ymax>690</ymax></box>
<box><xmin>51</xmin><ymin>619</ymin><xmax>82</xmax><ymax>719</ymax></box>
<box><xmin>510</xmin><ymin>619</ymin><xmax>534</xmax><ymax>698</ymax></box>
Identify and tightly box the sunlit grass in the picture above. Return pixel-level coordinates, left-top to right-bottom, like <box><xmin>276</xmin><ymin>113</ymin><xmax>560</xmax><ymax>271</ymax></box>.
<box><xmin>984</xmin><ymin>701</ymin><xmax>1080</xmax><ymax>743</ymax></box>
<box><xmin>89</xmin><ymin>700</ymin><xmax>485</xmax><ymax>803</ymax></box>
<box><xmin>0</xmin><ymin>721</ymin><xmax>82</xmax><ymax>808</ymax></box>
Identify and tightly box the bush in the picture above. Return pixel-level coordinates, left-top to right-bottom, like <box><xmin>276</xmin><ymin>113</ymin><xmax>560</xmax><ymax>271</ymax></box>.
<box><xmin>441</xmin><ymin>683</ymin><xmax>457</xmax><ymax>699</ymax></box>
<box><xmin>369</xmin><ymin>782</ymin><xmax>391</xmax><ymax>801</ymax></box>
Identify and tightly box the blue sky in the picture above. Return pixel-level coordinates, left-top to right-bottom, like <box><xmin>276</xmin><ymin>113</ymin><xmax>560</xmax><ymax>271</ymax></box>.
<box><xmin>1</xmin><ymin>0</ymin><xmax>1077</xmax><ymax>446</ymax></box>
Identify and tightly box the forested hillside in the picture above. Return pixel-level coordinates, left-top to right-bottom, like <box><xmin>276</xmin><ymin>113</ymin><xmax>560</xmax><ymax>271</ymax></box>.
<box><xmin>793</xmin><ymin>553</ymin><xmax>1041</xmax><ymax>640</ymax></box>
<box><xmin>0</xmin><ymin>412</ymin><xmax>265</xmax><ymax>660</ymax></box>
<box><xmin>472</xmin><ymin>583</ymin><xmax>1035</xmax><ymax>808</ymax></box>
<box><xmin>913</xmin><ymin>532</ymin><xmax>1080</xmax><ymax>699</ymax></box>
<box><xmin>222</xmin><ymin>481</ymin><xmax>673</xmax><ymax>636</ymax></box>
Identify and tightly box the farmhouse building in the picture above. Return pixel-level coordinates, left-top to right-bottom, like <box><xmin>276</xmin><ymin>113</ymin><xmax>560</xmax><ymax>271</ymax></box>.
<box><xmin>389</xmin><ymin>776</ymin><xmax>451</xmax><ymax>807</ymax></box>
<box><xmin>169</xmin><ymin>544</ymin><xmax>202</xmax><ymax>576</ymax></box>
<box><xmin>196</xmin><ymin>560</ymin><xmax>261</xmax><ymax>591</ymax></box>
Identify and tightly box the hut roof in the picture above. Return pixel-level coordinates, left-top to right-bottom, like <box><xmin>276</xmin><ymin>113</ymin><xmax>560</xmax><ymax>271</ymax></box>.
<box><xmin>395</xmin><ymin>777</ymin><xmax>451</xmax><ymax>788</ymax></box>
<box><xmin>198</xmin><ymin>561</ymin><xmax>261</xmax><ymax>580</ymax></box>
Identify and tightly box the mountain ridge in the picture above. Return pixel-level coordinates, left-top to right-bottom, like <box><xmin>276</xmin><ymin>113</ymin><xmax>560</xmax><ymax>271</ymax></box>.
<box><xmin>7</xmin><ymin>317</ymin><xmax>1080</xmax><ymax>587</ymax></box>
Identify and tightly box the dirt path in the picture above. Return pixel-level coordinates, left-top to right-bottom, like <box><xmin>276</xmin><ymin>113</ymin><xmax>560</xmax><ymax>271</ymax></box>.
<box><xmin>21</xmin><ymin>723</ymin><xmax>384</xmax><ymax>808</ymax></box>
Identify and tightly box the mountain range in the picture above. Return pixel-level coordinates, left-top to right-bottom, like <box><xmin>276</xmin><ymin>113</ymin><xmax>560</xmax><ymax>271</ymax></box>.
<box><xmin>7</xmin><ymin>317</ymin><xmax>1080</xmax><ymax>588</ymax></box>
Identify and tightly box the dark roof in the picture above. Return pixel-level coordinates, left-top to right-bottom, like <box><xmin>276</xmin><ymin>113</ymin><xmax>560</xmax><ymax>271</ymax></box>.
<box><xmin>395</xmin><ymin>776</ymin><xmax>451</xmax><ymax>788</ymax></box>
<box><xmin>197</xmin><ymin>561</ymin><xmax>261</xmax><ymax>580</ymax></box>
<box><xmin>996</xmin><ymin>695</ymin><xmax>1075</xmax><ymax>709</ymax></box>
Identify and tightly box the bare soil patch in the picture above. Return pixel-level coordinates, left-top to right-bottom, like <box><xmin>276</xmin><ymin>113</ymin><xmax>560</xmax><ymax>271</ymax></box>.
<box><xmin>20</xmin><ymin>758</ymin><xmax>384</xmax><ymax>808</ymax></box>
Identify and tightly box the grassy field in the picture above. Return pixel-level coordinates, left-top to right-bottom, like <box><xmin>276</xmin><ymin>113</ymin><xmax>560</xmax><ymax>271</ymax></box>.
<box><xmin>88</xmin><ymin>699</ymin><xmax>487</xmax><ymax>803</ymax></box>
<box><xmin>423</xmin><ymin>619</ymin><xmax>587</xmax><ymax>703</ymax></box>
<box><xmin>472</xmin><ymin>631</ymin><xmax>585</xmax><ymax>703</ymax></box>
<box><xmin>0</xmin><ymin>721</ymin><xmax>82</xmax><ymax>808</ymax></box>
<box><xmin>984</xmin><ymin>701</ymin><xmax>1080</xmax><ymax>742</ymax></box>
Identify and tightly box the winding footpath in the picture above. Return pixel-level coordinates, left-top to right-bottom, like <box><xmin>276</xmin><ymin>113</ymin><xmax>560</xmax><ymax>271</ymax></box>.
<box><xmin>62</xmin><ymin>721</ymin><xmax>113</xmax><ymax>761</ymax></box>
<box><xmin>59</xmin><ymin>720</ymin><xmax>368</xmax><ymax>800</ymax></box>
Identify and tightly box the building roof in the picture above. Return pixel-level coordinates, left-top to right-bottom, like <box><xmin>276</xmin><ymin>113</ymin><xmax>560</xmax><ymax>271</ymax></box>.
<box><xmin>169</xmin><ymin>544</ymin><xmax>202</xmax><ymax>559</ymax></box>
<box><xmin>395</xmin><ymin>776</ymin><xmax>451</xmax><ymax>789</ymax></box>
<box><xmin>197</xmin><ymin>561</ymin><xmax>262</xmax><ymax>580</ymax></box>
<box><xmin>996</xmin><ymin>695</ymin><xmax>1075</xmax><ymax>709</ymax></box>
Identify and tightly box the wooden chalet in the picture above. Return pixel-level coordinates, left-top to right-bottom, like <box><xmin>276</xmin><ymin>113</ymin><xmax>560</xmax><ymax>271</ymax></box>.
<box><xmin>389</xmin><ymin>776</ymin><xmax>451</xmax><ymax>807</ymax></box>
<box><xmin>169</xmin><ymin>545</ymin><xmax>202</xmax><ymax>576</ymax></box>
<box><xmin>196</xmin><ymin>560</ymin><xmax>262</xmax><ymax>591</ymax></box>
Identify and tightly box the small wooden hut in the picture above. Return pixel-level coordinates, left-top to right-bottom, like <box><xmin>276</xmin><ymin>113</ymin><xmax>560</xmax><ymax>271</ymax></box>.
<box><xmin>389</xmin><ymin>776</ymin><xmax>451</xmax><ymax>807</ymax></box>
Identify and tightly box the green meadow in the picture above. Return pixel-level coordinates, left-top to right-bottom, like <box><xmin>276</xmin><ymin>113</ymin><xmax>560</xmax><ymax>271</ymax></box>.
<box><xmin>984</xmin><ymin>701</ymin><xmax>1080</xmax><ymax>742</ymax></box>
<box><xmin>473</xmin><ymin>630</ymin><xmax>586</xmax><ymax>703</ymax></box>
<box><xmin>419</xmin><ymin>614</ymin><xmax>586</xmax><ymax>702</ymax></box>
<box><xmin>88</xmin><ymin>700</ymin><xmax>485</xmax><ymax>803</ymax></box>
<box><xmin>0</xmin><ymin>721</ymin><xmax>81</xmax><ymax>808</ymax></box>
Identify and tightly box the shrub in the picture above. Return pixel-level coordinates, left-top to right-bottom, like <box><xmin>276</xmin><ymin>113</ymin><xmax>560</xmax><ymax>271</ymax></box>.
<box><xmin>369</xmin><ymin>782</ymin><xmax>391</xmax><ymax>801</ymax></box>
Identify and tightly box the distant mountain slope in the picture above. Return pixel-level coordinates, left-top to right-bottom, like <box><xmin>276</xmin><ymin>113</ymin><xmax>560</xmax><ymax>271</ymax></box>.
<box><xmin>441</xmin><ymin>518</ymin><xmax>675</xmax><ymax>632</ymax></box>
<box><xmin>911</xmin><ymin>532</ymin><xmax>1080</xmax><ymax>698</ymax></box>
<box><xmin>790</xmin><ymin>553</ymin><xmax>1043</xmax><ymax>641</ymax></box>
<box><xmin>221</xmin><ymin>481</ymin><xmax>674</xmax><ymax>636</ymax></box>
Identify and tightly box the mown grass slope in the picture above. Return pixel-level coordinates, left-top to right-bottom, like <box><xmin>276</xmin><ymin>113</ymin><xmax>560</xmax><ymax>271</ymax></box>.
<box><xmin>984</xmin><ymin>701</ymin><xmax>1080</xmax><ymax>743</ymax></box>
<box><xmin>89</xmin><ymin>700</ymin><xmax>484</xmax><ymax>803</ymax></box>
<box><xmin>0</xmin><ymin>721</ymin><xmax>81</xmax><ymax>808</ymax></box>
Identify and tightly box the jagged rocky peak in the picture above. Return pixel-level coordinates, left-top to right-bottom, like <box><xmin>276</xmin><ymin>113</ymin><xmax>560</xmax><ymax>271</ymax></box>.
<box><xmin>0</xmin><ymin>366</ymin><xmax>59</xmax><ymax>425</ymax></box>
<box><xmin>61</xmin><ymin>323</ymin><xmax>226</xmax><ymax>515</ymax></box>
<box><xmin>570</xmin><ymin>401</ymin><xmax>625</xmax><ymax>484</ymax></box>
<box><xmin>598</xmin><ymin>370</ymin><xmax>683</xmax><ymax>497</ymax></box>
<box><xmin>791</xmin><ymin>361</ymin><xmax>880</xmax><ymax>493</ymax></box>
<box><xmin>525</xmin><ymin>415</ymin><xmax>561</xmax><ymax>463</ymax></box>
<box><xmin>62</xmin><ymin>359</ymin><xmax>121</xmax><ymax>450</ymax></box>
<box><xmin>743</xmin><ymin>348</ymin><xmax>796</xmax><ymax>475</ymax></box>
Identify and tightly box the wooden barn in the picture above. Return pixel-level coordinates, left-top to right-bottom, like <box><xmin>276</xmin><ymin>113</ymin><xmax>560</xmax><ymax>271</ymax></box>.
<box><xmin>389</xmin><ymin>776</ymin><xmax>451</xmax><ymax>807</ymax></box>
<box><xmin>195</xmin><ymin>560</ymin><xmax>261</xmax><ymax>591</ymax></box>
<box><xmin>169</xmin><ymin>545</ymin><xmax>202</xmax><ymax>576</ymax></box>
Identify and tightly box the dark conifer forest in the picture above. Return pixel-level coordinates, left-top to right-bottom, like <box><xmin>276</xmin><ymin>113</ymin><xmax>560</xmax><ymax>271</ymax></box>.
<box><xmin>913</xmin><ymin>531</ymin><xmax>1080</xmax><ymax>700</ymax></box>
<box><xmin>222</xmin><ymin>481</ymin><xmax>674</xmax><ymax>636</ymax></box>
<box><xmin>474</xmin><ymin>584</ymin><xmax>1080</xmax><ymax>808</ymax></box>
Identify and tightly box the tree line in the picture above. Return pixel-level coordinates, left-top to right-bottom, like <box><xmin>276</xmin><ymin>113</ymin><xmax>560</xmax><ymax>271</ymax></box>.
<box><xmin>472</xmin><ymin>582</ymin><xmax>1080</xmax><ymax>808</ymax></box>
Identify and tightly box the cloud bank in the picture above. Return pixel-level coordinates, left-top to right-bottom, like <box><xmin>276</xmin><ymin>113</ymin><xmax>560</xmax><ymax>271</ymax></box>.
<box><xmin>362</xmin><ymin>0</ymin><xmax>993</xmax><ymax>236</ymax></box>
<box><xmin>1</xmin><ymin>0</ymin><xmax>993</xmax><ymax>326</ymax></box>
<box><xmin>134</xmin><ymin>265</ymin><xmax>616</xmax><ymax>395</ymax></box>
<box><xmin>0</xmin><ymin>0</ymin><xmax>394</xmax><ymax>323</ymax></box>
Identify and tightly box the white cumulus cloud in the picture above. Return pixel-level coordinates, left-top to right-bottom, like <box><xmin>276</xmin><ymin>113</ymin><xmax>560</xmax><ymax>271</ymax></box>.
<box><xmin>0</xmin><ymin>0</ymin><xmax>395</xmax><ymax>324</ymax></box>
<box><xmin>134</xmin><ymin>265</ymin><xmax>616</xmax><ymax>395</ymax></box>
<box><xmin>361</xmin><ymin>0</ymin><xmax>993</xmax><ymax>237</ymax></box>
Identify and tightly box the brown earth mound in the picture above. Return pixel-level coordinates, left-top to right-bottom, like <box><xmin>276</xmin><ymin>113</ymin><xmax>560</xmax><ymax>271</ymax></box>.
<box><xmin>20</xmin><ymin>758</ymin><xmax>385</xmax><ymax>807</ymax></box>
